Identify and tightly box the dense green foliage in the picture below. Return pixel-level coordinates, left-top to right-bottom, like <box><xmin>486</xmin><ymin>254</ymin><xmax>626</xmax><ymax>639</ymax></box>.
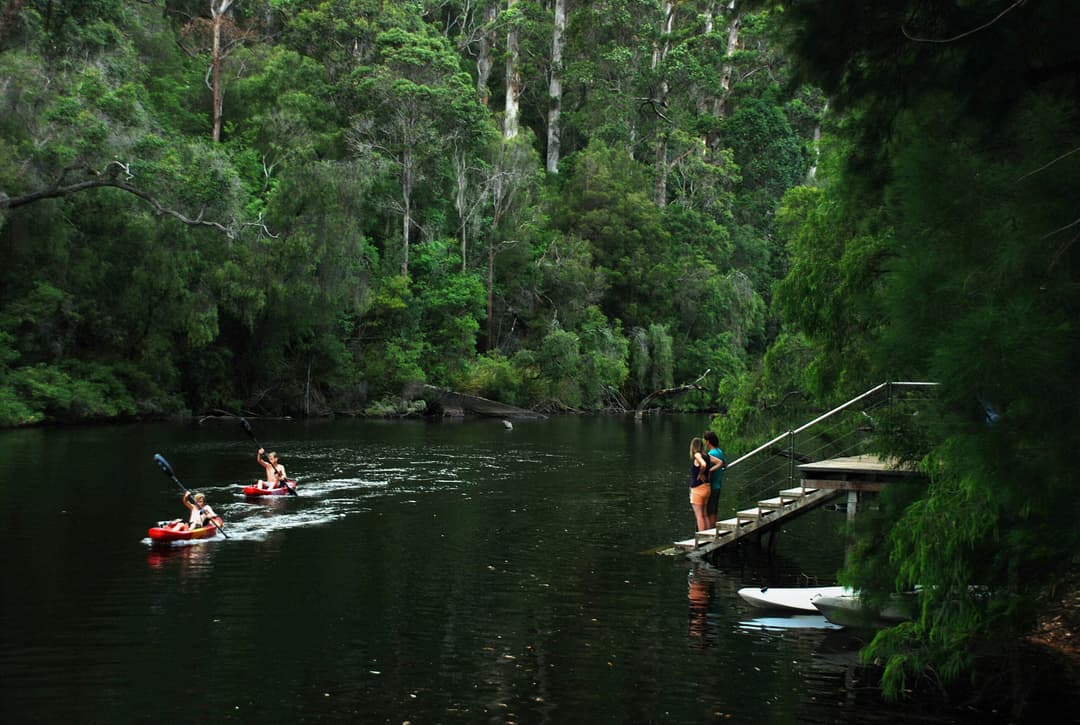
<box><xmin>4</xmin><ymin>0</ymin><xmax>1078</xmax><ymax>709</ymax></box>
<box><xmin>752</xmin><ymin>0</ymin><xmax>1080</xmax><ymax>710</ymax></box>
<box><xmin>0</xmin><ymin>0</ymin><xmax>818</xmax><ymax>423</ymax></box>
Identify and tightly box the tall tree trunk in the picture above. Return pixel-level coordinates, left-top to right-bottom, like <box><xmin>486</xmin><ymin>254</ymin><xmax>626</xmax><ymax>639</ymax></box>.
<box><xmin>454</xmin><ymin>150</ymin><xmax>469</xmax><ymax>271</ymax></box>
<box><xmin>477</xmin><ymin>1</ymin><xmax>499</xmax><ymax>108</ymax></box>
<box><xmin>485</xmin><ymin>157</ymin><xmax>507</xmax><ymax>351</ymax></box>
<box><xmin>807</xmin><ymin>101</ymin><xmax>827</xmax><ymax>182</ymax></box>
<box><xmin>210</xmin><ymin>0</ymin><xmax>236</xmax><ymax>143</ymax></box>
<box><xmin>697</xmin><ymin>2</ymin><xmax>716</xmax><ymax>117</ymax></box>
<box><xmin>546</xmin><ymin>0</ymin><xmax>567</xmax><ymax>174</ymax></box>
<box><xmin>708</xmin><ymin>1</ymin><xmax>740</xmax><ymax>152</ymax></box>
<box><xmin>486</xmin><ymin>243</ymin><xmax>496</xmax><ymax>350</ymax></box>
<box><xmin>652</xmin><ymin>1</ymin><xmax>675</xmax><ymax>207</ymax></box>
<box><xmin>401</xmin><ymin>147</ymin><xmax>413</xmax><ymax>276</ymax></box>
<box><xmin>504</xmin><ymin>0</ymin><xmax>521</xmax><ymax>139</ymax></box>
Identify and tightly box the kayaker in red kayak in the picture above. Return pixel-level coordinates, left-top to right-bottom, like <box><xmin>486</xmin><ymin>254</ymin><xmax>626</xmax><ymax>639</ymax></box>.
<box><xmin>164</xmin><ymin>491</ymin><xmax>220</xmax><ymax>531</ymax></box>
<box><xmin>255</xmin><ymin>448</ymin><xmax>287</xmax><ymax>490</ymax></box>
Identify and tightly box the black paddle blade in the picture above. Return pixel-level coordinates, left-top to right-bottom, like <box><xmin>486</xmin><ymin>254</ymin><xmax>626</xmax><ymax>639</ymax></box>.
<box><xmin>239</xmin><ymin>416</ymin><xmax>257</xmax><ymax>442</ymax></box>
<box><xmin>153</xmin><ymin>453</ymin><xmax>174</xmax><ymax>477</ymax></box>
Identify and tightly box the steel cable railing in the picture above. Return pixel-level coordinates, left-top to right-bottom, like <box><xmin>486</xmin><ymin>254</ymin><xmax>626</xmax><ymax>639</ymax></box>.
<box><xmin>723</xmin><ymin>382</ymin><xmax>937</xmax><ymax>503</ymax></box>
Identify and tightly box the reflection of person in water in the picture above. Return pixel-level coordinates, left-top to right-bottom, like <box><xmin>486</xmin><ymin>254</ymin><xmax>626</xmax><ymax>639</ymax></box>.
<box><xmin>687</xmin><ymin>570</ymin><xmax>712</xmax><ymax>647</ymax></box>
<box><xmin>146</xmin><ymin>536</ymin><xmax>215</xmax><ymax>571</ymax></box>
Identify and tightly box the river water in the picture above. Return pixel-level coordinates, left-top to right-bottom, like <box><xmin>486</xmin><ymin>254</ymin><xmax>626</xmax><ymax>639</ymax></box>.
<box><xmin>0</xmin><ymin>415</ymin><xmax>1068</xmax><ymax>722</ymax></box>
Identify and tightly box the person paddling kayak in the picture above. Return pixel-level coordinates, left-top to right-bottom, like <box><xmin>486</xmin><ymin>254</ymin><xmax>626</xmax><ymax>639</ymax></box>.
<box><xmin>164</xmin><ymin>491</ymin><xmax>220</xmax><ymax>532</ymax></box>
<box><xmin>255</xmin><ymin>448</ymin><xmax>287</xmax><ymax>490</ymax></box>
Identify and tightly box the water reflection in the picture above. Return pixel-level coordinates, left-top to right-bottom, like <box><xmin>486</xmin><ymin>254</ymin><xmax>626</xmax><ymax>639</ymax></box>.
<box><xmin>737</xmin><ymin>614</ymin><xmax>842</xmax><ymax>632</ymax></box>
<box><xmin>687</xmin><ymin>565</ymin><xmax>715</xmax><ymax>649</ymax></box>
<box><xmin>1</xmin><ymin>417</ymin><xmax>1064</xmax><ymax>723</ymax></box>
<box><xmin>145</xmin><ymin>540</ymin><xmax>218</xmax><ymax>575</ymax></box>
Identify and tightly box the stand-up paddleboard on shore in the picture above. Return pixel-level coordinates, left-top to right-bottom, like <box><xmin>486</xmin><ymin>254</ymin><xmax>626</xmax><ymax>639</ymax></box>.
<box><xmin>812</xmin><ymin>591</ymin><xmax>917</xmax><ymax>627</ymax></box>
<box><xmin>737</xmin><ymin>585</ymin><xmax>851</xmax><ymax>613</ymax></box>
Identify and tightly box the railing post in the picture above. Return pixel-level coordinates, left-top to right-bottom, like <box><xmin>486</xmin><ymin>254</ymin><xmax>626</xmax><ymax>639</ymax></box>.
<box><xmin>787</xmin><ymin>430</ymin><xmax>795</xmax><ymax>488</ymax></box>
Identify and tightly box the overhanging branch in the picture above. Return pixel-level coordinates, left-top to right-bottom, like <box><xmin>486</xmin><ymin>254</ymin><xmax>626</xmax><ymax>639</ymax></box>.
<box><xmin>2</xmin><ymin>178</ymin><xmax>233</xmax><ymax>236</ymax></box>
<box><xmin>1</xmin><ymin>166</ymin><xmax>238</xmax><ymax>237</ymax></box>
<box><xmin>635</xmin><ymin>368</ymin><xmax>711</xmax><ymax>420</ymax></box>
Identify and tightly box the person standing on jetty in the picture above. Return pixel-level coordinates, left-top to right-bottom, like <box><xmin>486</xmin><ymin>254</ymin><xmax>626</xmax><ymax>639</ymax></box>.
<box><xmin>689</xmin><ymin>437</ymin><xmax>711</xmax><ymax>533</ymax></box>
<box><xmin>702</xmin><ymin>431</ymin><xmax>726</xmax><ymax>530</ymax></box>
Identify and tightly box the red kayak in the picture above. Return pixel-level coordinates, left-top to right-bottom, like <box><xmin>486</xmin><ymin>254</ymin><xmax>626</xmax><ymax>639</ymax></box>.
<box><xmin>148</xmin><ymin>517</ymin><xmax>224</xmax><ymax>542</ymax></box>
<box><xmin>243</xmin><ymin>481</ymin><xmax>297</xmax><ymax>496</ymax></box>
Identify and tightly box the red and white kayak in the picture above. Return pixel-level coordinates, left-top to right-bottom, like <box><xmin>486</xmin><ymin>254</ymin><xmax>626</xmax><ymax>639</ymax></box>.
<box><xmin>242</xmin><ymin>481</ymin><xmax>297</xmax><ymax>496</ymax></box>
<box><xmin>148</xmin><ymin>517</ymin><xmax>224</xmax><ymax>542</ymax></box>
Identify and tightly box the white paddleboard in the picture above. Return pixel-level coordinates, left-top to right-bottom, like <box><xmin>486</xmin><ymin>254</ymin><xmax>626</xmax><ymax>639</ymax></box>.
<box><xmin>737</xmin><ymin>585</ymin><xmax>852</xmax><ymax>613</ymax></box>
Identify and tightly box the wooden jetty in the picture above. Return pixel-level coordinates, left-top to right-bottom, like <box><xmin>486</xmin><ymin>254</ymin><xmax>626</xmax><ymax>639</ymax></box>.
<box><xmin>797</xmin><ymin>455</ymin><xmax>919</xmax><ymax>521</ymax></box>
<box><xmin>674</xmin><ymin>454</ymin><xmax>921</xmax><ymax>558</ymax></box>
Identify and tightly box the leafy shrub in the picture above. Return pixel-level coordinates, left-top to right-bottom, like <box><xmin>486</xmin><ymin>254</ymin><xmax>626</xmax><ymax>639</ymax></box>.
<box><xmin>0</xmin><ymin>384</ymin><xmax>44</xmax><ymax>427</ymax></box>
<box><xmin>3</xmin><ymin>361</ymin><xmax>137</xmax><ymax>423</ymax></box>
<box><xmin>364</xmin><ymin>397</ymin><xmax>426</xmax><ymax>417</ymax></box>
<box><xmin>452</xmin><ymin>351</ymin><xmax>522</xmax><ymax>405</ymax></box>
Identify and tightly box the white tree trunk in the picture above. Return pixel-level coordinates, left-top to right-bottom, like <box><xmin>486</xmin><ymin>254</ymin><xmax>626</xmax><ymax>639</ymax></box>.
<box><xmin>712</xmin><ymin>2</ymin><xmax>740</xmax><ymax>123</ymax></box>
<box><xmin>504</xmin><ymin>0</ymin><xmax>521</xmax><ymax>139</ymax></box>
<box><xmin>697</xmin><ymin>3</ymin><xmax>715</xmax><ymax>116</ymax></box>
<box><xmin>210</xmin><ymin>0</ymin><xmax>236</xmax><ymax>143</ymax></box>
<box><xmin>807</xmin><ymin>101</ymin><xmax>827</xmax><ymax>182</ymax></box>
<box><xmin>454</xmin><ymin>150</ymin><xmax>469</xmax><ymax>270</ymax></box>
<box><xmin>652</xmin><ymin>1</ymin><xmax>675</xmax><ymax>207</ymax></box>
<box><xmin>546</xmin><ymin>0</ymin><xmax>567</xmax><ymax>174</ymax></box>
<box><xmin>401</xmin><ymin>147</ymin><xmax>412</xmax><ymax>276</ymax></box>
<box><xmin>477</xmin><ymin>1</ymin><xmax>499</xmax><ymax>108</ymax></box>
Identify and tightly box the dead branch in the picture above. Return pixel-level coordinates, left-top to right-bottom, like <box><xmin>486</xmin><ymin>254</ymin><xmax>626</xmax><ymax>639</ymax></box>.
<box><xmin>1017</xmin><ymin>146</ymin><xmax>1080</xmax><ymax>182</ymax></box>
<box><xmin>762</xmin><ymin>389</ymin><xmax>808</xmax><ymax>411</ymax></box>
<box><xmin>637</xmin><ymin>97</ymin><xmax>672</xmax><ymax>123</ymax></box>
<box><xmin>634</xmin><ymin>368</ymin><xmax>711</xmax><ymax>420</ymax></box>
<box><xmin>902</xmin><ymin>0</ymin><xmax>1025</xmax><ymax>44</ymax></box>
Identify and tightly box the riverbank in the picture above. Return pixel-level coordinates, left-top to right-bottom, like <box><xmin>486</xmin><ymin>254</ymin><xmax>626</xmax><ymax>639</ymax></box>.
<box><xmin>1028</xmin><ymin>575</ymin><xmax>1080</xmax><ymax>664</ymax></box>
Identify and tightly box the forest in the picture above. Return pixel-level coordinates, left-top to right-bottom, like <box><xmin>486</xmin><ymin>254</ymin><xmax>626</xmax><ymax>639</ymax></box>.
<box><xmin>1</xmin><ymin>0</ymin><xmax>815</xmax><ymax>423</ymax></box>
<box><xmin>3</xmin><ymin>0</ymin><xmax>1080</xmax><ymax>712</ymax></box>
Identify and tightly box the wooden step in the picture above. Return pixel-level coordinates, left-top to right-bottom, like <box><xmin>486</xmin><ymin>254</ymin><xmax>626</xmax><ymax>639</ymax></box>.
<box><xmin>694</xmin><ymin>527</ymin><xmax>718</xmax><ymax>545</ymax></box>
<box><xmin>757</xmin><ymin>496</ymin><xmax>791</xmax><ymax>510</ymax></box>
<box><xmin>779</xmin><ymin>486</ymin><xmax>818</xmax><ymax>502</ymax></box>
<box><xmin>736</xmin><ymin>507</ymin><xmax>774</xmax><ymax>522</ymax></box>
<box><xmin>716</xmin><ymin>517</ymin><xmax>747</xmax><ymax>531</ymax></box>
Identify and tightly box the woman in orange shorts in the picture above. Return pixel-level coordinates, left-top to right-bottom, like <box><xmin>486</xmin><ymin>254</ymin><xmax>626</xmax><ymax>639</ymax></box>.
<box><xmin>689</xmin><ymin>437</ymin><xmax>711</xmax><ymax>533</ymax></box>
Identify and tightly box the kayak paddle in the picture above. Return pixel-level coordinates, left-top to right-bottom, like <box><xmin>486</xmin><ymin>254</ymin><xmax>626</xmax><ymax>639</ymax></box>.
<box><xmin>152</xmin><ymin>453</ymin><xmax>229</xmax><ymax>538</ymax></box>
<box><xmin>239</xmin><ymin>416</ymin><xmax>298</xmax><ymax>496</ymax></box>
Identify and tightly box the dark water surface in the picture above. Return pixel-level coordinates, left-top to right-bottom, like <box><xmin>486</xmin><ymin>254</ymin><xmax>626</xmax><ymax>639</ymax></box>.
<box><xmin>0</xmin><ymin>416</ymin><xmax>1063</xmax><ymax>723</ymax></box>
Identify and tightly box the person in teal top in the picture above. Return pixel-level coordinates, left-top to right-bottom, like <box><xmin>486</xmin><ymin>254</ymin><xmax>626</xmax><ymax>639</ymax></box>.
<box><xmin>703</xmin><ymin>430</ymin><xmax>726</xmax><ymax>529</ymax></box>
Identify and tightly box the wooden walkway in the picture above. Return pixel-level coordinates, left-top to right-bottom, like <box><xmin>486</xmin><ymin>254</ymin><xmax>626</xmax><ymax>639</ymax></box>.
<box><xmin>672</xmin><ymin>455</ymin><xmax>919</xmax><ymax>558</ymax></box>
<box><xmin>673</xmin><ymin>483</ymin><xmax>840</xmax><ymax>558</ymax></box>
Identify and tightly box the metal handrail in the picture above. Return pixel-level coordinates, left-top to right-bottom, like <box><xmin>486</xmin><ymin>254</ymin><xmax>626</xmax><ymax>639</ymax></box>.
<box><xmin>725</xmin><ymin>382</ymin><xmax>937</xmax><ymax>478</ymax></box>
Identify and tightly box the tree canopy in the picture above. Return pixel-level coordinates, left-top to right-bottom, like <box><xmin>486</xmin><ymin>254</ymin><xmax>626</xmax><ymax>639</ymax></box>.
<box><xmin>0</xmin><ymin>0</ymin><xmax>814</xmax><ymax>422</ymax></box>
<box><xmin>760</xmin><ymin>0</ymin><xmax>1080</xmax><ymax>709</ymax></box>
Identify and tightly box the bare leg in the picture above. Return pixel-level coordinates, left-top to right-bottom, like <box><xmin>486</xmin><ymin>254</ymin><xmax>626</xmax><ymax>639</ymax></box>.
<box><xmin>692</xmin><ymin>504</ymin><xmax>707</xmax><ymax>532</ymax></box>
